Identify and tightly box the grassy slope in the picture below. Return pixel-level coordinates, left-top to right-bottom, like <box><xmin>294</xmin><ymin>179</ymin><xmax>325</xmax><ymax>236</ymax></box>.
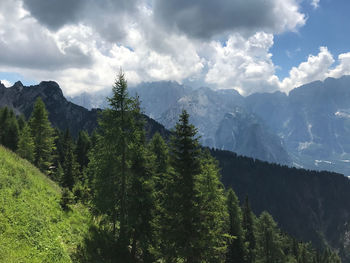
<box><xmin>0</xmin><ymin>146</ymin><xmax>91</xmax><ymax>263</ymax></box>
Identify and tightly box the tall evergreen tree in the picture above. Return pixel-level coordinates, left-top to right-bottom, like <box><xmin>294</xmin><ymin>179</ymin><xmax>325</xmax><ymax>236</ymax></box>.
<box><xmin>88</xmin><ymin>71</ymin><xmax>145</xmax><ymax>261</ymax></box>
<box><xmin>61</xmin><ymin>130</ymin><xmax>79</xmax><ymax>190</ymax></box>
<box><xmin>166</xmin><ymin>109</ymin><xmax>202</xmax><ymax>262</ymax></box>
<box><xmin>17</xmin><ymin>123</ymin><xmax>34</xmax><ymax>162</ymax></box>
<box><xmin>226</xmin><ymin>188</ymin><xmax>246</xmax><ymax>263</ymax></box>
<box><xmin>242</xmin><ymin>196</ymin><xmax>256</xmax><ymax>263</ymax></box>
<box><xmin>75</xmin><ymin>130</ymin><xmax>91</xmax><ymax>171</ymax></box>
<box><xmin>29</xmin><ymin>97</ymin><xmax>55</xmax><ymax>172</ymax></box>
<box><xmin>256</xmin><ymin>211</ymin><xmax>285</xmax><ymax>263</ymax></box>
<box><xmin>0</xmin><ymin>107</ymin><xmax>19</xmax><ymax>151</ymax></box>
<box><xmin>197</xmin><ymin>151</ymin><xmax>228</xmax><ymax>262</ymax></box>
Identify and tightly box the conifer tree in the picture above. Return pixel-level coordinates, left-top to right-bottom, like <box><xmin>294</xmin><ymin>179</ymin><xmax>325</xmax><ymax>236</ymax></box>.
<box><xmin>0</xmin><ymin>107</ymin><xmax>19</xmax><ymax>151</ymax></box>
<box><xmin>29</xmin><ymin>97</ymin><xmax>55</xmax><ymax>172</ymax></box>
<box><xmin>197</xmin><ymin>151</ymin><xmax>228</xmax><ymax>262</ymax></box>
<box><xmin>17</xmin><ymin>123</ymin><xmax>34</xmax><ymax>162</ymax></box>
<box><xmin>256</xmin><ymin>211</ymin><xmax>285</xmax><ymax>263</ymax></box>
<box><xmin>242</xmin><ymin>196</ymin><xmax>256</xmax><ymax>263</ymax></box>
<box><xmin>88</xmin><ymin>71</ymin><xmax>144</xmax><ymax>261</ymax></box>
<box><xmin>226</xmin><ymin>188</ymin><xmax>246</xmax><ymax>263</ymax></box>
<box><xmin>61</xmin><ymin>132</ymin><xmax>79</xmax><ymax>190</ymax></box>
<box><xmin>75</xmin><ymin>130</ymin><xmax>91</xmax><ymax>171</ymax></box>
<box><xmin>166</xmin><ymin>109</ymin><xmax>202</xmax><ymax>262</ymax></box>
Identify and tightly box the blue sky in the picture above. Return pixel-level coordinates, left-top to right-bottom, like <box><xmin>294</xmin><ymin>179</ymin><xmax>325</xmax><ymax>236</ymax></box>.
<box><xmin>272</xmin><ymin>0</ymin><xmax>350</xmax><ymax>78</ymax></box>
<box><xmin>0</xmin><ymin>0</ymin><xmax>350</xmax><ymax>96</ymax></box>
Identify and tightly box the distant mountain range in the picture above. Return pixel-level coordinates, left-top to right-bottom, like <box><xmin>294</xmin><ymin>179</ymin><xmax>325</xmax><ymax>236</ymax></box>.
<box><xmin>70</xmin><ymin>76</ymin><xmax>350</xmax><ymax>175</ymax></box>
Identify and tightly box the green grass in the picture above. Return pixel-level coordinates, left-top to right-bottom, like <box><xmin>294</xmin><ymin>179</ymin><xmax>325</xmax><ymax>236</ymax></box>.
<box><xmin>0</xmin><ymin>146</ymin><xmax>92</xmax><ymax>263</ymax></box>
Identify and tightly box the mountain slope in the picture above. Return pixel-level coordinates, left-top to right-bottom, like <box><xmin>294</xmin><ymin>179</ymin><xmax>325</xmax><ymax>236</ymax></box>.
<box><xmin>0</xmin><ymin>146</ymin><xmax>92</xmax><ymax>262</ymax></box>
<box><xmin>211</xmin><ymin>149</ymin><xmax>350</xmax><ymax>261</ymax></box>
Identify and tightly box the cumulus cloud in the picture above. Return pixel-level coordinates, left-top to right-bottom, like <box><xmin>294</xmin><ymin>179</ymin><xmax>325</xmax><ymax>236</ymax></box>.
<box><xmin>1</xmin><ymin>0</ymin><xmax>342</xmax><ymax>97</ymax></box>
<box><xmin>279</xmin><ymin>47</ymin><xmax>335</xmax><ymax>92</ymax></box>
<box><xmin>205</xmin><ymin>32</ymin><xmax>278</xmax><ymax>95</ymax></box>
<box><xmin>153</xmin><ymin>0</ymin><xmax>305</xmax><ymax>39</ymax></box>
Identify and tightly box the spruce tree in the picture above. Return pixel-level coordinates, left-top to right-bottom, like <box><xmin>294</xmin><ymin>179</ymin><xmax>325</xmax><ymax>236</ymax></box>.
<box><xmin>226</xmin><ymin>188</ymin><xmax>246</xmax><ymax>263</ymax></box>
<box><xmin>61</xmin><ymin>133</ymin><xmax>79</xmax><ymax>190</ymax></box>
<box><xmin>17</xmin><ymin>123</ymin><xmax>34</xmax><ymax>163</ymax></box>
<box><xmin>75</xmin><ymin>130</ymin><xmax>91</xmax><ymax>171</ymax></box>
<box><xmin>0</xmin><ymin>107</ymin><xmax>19</xmax><ymax>151</ymax></box>
<box><xmin>29</xmin><ymin>97</ymin><xmax>55</xmax><ymax>172</ymax></box>
<box><xmin>88</xmin><ymin>71</ymin><xmax>144</xmax><ymax>261</ymax></box>
<box><xmin>242</xmin><ymin>196</ymin><xmax>256</xmax><ymax>263</ymax></box>
<box><xmin>166</xmin><ymin>109</ymin><xmax>202</xmax><ymax>262</ymax></box>
<box><xmin>197</xmin><ymin>151</ymin><xmax>228</xmax><ymax>262</ymax></box>
<box><xmin>256</xmin><ymin>211</ymin><xmax>285</xmax><ymax>263</ymax></box>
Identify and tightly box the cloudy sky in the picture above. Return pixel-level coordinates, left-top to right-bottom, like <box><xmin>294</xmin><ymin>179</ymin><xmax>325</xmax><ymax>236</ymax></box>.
<box><xmin>0</xmin><ymin>0</ymin><xmax>350</xmax><ymax>96</ymax></box>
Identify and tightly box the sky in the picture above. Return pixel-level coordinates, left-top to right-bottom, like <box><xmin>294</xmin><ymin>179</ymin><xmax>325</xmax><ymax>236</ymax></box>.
<box><xmin>0</xmin><ymin>0</ymin><xmax>350</xmax><ymax>96</ymax></box>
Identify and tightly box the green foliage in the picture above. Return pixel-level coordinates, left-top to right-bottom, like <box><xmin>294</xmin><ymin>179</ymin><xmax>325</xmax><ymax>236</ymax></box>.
<box><xmin>256</xmin><ymin>211</ymin><xmax>285</xmax><ymax>263</ymax></box>
<box><xmin>17</xmin><ymin>123</ymin><xmax>35</xmax><ymax>163</ymax></box>
<box><xmin>60</xmin><ymin>187</ymin><xmax>74</xmax><ymax>210</ymax></box>
<box><xmin>0</xmin><ymin>145</ymin><xmax>92</xmax><ymax>262</ymax></box>
<box><xmin>75</xmin><ymin>130</ymin><xmax>91</xmax><ymax>171</ymax></box>
<box><xmin>226</xmin><ymin>188</ymin><xmax>246</xmax><ymax>262</ymax></box>
<box><xmin>29</xmin><ymin>97</ymin><xmax>55</xmax><ymax>172</ymax></box>
<box><xmin>0</xmin><ymin>107</ymin><xmax>19</xmax><ymax>151</ymax></box>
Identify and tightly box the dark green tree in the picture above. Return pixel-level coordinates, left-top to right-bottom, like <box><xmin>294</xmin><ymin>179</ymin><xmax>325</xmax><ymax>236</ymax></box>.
<box><xmin>61</xmin><ymin>132</ymin><xmax>79</xmax><ymax>190</ymax></box>
<box><xmin>242</xmin><ymin>196</ymin><xmax>256</xmax><ymax>263</ymax></box>
<box><xmin>0</xmin><ymin>107</ymin><xmax>19</xmax><ymax>151</ymax></box>
<box><xmin>197</xmin><ymin>151</ymin><xmax>228</xmax><ymax>262</ymax></box>
<box><xmin>75</xmin><ymin>130</ymin><xmax>91</xmax><ymax>171</ymax></box>
<box><xmin>17</xmin><ymin>123</ymin><xmax>34</xmax><ymax>162</ymax></box>
<box><xmin>256</xmin><ymin>211</ymin><xmax>285</xmax><ymax>263</ymax></box>
<box><xmin>29</xmin><ymin>97</ymin><xmax>55</xmax><ymax>172</ymax></box>
<box><xmin>88</xmin><ymin>71</ymin><xmax>145</xmax><ymax>261</ymax></box>
<box><xmin>226</xmin><ymin>188</ymin><xmax>246</xmax><ymax>263</ymax></box>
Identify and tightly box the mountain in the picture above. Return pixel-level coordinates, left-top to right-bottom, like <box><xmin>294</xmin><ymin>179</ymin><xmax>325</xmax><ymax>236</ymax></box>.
<box><xmin>245</xmin><ymin>76</ymin><xmax>350</xmax><ymax>175</ymax></box>
<box><xmin>68</xmin><ymin>76</ymin><xmax>350</xmax><ymax>175</ymax></box>
<box><xmin>0</xmin><ymin>145</ymin><xmax>92</xmax><ymax>262</ymax></box>
<box><xmin>0</xmin><ymin>81</ymin><xmax>99</xmax><ymax>137</ymax></box>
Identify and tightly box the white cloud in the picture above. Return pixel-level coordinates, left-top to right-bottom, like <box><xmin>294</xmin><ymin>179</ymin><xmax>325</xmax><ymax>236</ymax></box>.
<box><xmin>205</xmin><ymin>32</ymin><xmax>278</xmax><ymax>95</ymax></box>
<box><xmin>311</xmin><ymin>0</ymin><xmax>320</xmax><ymax>9</ymax></box>
<box><xmin>279</xmin><ymin>47</ymin><xmax>334</xmax><ymax>92</ymax></box>
<box><xmin>328</xmin><ymin>52</ymin><xmax>350</xmax><ymax>78</ymax></box>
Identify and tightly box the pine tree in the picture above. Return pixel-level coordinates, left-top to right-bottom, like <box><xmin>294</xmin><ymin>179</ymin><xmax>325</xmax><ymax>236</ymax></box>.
<box><xmin>166</xmin><ymin>109</ymin><xmax>202</xmax><ymax>262</ymax></box>
<box><xmin>17</xmin><ymin>123</ymin><xmax>34</xmax><ymax>162</ymax></box>
<box><xmin>62</xmin><ymin>134</ymin><xmax>79</xmax><ymax>189</ymax></box>
<box><xmin>256</xmin><ymin>211</ymin><xmax>285</xmax><ymax>263</ymax></box>
<box><xmin>149</xmin><ymin>132</ymin><xmax>172</xmax><ymax>260</ymax></box>
<box><xmin>88</xmin><ymin>71</ymin><xmax>144</xmax><ymax>261</ymax></box>
<box><xmin>0</xmin><ymin>107</ymin><xmax>19</xmax><ymax>151</ymax></box>
<box><xmin>242</xmin><ymin>196</ymin><xmax>256</xmax><ymax>263</ymax></box>
<box><xmin>75</xmin><ymin>130</ymin><xmax>91</xmax><ymax>171</ymax></box>
<box><xmin>197</xmin><ymin>151</ymin><xmax>228</xmax><ymax>262</ymax></box>
<box><xmin>29</xmin><ymin>97</ymin><xmax>55</xmax><ymax>172</ymax></box>
<box><xmin>226</xmin><ymin>188</ymin><xmax>246</xmax><ymax>262</ymax></box>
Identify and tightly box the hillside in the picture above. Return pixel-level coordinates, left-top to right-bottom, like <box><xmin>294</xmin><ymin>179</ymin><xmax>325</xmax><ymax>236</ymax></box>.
<box><xmin>0</xmin><ymin>146</ymin><xmax>92</xmax><ymax>262</ymax></box>
<box><xmin>211</xmin><ymin>149</ymin><xmax>350</xmax><ymax>261</ymax></box>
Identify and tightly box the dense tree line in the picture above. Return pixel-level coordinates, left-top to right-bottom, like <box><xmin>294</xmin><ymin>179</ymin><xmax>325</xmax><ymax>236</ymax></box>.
<box><xmin>0</xmin><ymin>73</ymin><xmax>342</xmax><ymax>262</ymax></box>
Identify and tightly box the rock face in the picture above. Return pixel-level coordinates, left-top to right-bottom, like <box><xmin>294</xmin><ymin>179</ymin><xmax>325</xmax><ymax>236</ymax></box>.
<box><xmin>245</xmin><ymin>76</ymin><xmax>350</xmax><ymax>175</ymax></box>
<box><xmin>215</xmin><ymin>111</ymin><xmax>289</xmax><ymax>164</ymax></box>
<box><xmin>0</xmin><ymin>81</ymin><xmax>99</xmax><ymax>137</ymax></box>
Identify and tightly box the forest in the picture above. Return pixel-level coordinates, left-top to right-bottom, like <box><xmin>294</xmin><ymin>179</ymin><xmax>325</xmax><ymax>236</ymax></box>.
<box><xmin>0</xmin><ymin>72</ymin><xmax>342</xmax><ymax>262</ymax></box>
